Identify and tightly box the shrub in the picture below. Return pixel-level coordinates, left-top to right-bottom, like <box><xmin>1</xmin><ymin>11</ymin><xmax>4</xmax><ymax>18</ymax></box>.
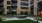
<box><xmin>0</xmin><ymin>18</ymin><xmax>2</xmax><ymax>21</ymax></box>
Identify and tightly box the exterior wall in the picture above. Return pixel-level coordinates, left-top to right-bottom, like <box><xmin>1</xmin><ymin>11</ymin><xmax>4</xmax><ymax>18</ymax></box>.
<box><xmin>1</xmin><ymin>0</ymin><xmax>40</xmax><ymax>15</ymax></box>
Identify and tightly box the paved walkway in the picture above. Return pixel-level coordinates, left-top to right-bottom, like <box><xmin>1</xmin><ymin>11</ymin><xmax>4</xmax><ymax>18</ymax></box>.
<box><xmin>2</xmin><ymin>17</ymin><xmax>42</xmax><ymax>23</ymax></box>
<box><xmin>26</xmin><ymin>17</ymin><xmax>42</xmax><ymax>23</ymax></box>
<box><xmin>38</xmin><ymin>21</ymin><xmax>42</xmax><ymax>23</ymax></box>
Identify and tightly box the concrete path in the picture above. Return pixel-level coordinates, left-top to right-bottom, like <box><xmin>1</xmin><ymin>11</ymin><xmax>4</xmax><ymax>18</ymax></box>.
<box><xmin>26</xmin><ymin>17</ymin><xmax>42</xmax><ymax>23</ymax></box>
<box><xmin>2</xmin><ymin>17</ymin><xmax>42</xmax><ymax>23</ymax></box>
<box><xmin>2</xmin><ymin>17</ymin><xmax>36</xmax><ymax>21</ymax></box>
<box><xmin>38</xmin><ymin>21</ymin><xmax>42</xmax><ymax>23</ymax></box>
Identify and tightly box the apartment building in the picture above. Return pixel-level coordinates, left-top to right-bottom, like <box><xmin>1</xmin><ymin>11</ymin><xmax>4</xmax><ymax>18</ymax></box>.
<box><xmin>0</xmin><ymin>0</ymin><xmax>42</xmax><ymax>16</ymax></box>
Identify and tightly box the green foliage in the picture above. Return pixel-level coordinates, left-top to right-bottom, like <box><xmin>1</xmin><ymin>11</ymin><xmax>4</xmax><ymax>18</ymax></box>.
<box><xmin>0</xmin><ymin>7</ymin><xmax>4</xmax><ymax>11</ymax></box>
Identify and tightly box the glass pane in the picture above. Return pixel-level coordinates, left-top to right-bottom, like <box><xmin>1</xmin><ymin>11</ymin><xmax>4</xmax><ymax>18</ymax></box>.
<box><xmin>7</xmin><ymin>1</ymin><xmax>11</xmax><ymax>5</ymax></box>
<box><xmin>7</xmin><ymin>11</ymin><xmax>17</xmax><ymax>15</ymax></box>
<box><xmin>38</xmin><ymin>1</ymin><xmax>42</xmax><ymax>11</ymax></box>
<box><xmin>0</xmin><ymin>5</ymin><xmax>3</xmax><ymax>10</ymax></box>
<box><xmin>11</xmin><ymin>6</ymin><xmax>17</xmax><ymax>10</ymax></box>
<box><xmin>21</xmin><ymin>2</ymin><xmax>28</xmax><ymax>6</ymax></box>
<box><xmin>11</xmin><ymin>0</ymin><xmax>17</xmax><ymax>3</ymax></box>
<box><xmin>0</xmin><ymin>0</ymin><xmax>4</xmax><ymax>2</ymax></box>
<box><xmin>30</xmin><ymin>0</ymin><xmax>34</xmax><ymax>5</ymax></box>
<box><xmin>7</xmin><ymin>6</ymin><xmax>17</xmax><ymax>10</ymax></box>
<box><xmin>20</xmin><ymin>11</ymin><xmax>28</xmax><ymax>15</ymax></box>
<box><xmin>7</xmin><ymin>6</ymin><xmax>11</xmax><ymax>10</ymax></box>
<box><xmin>0</xmin><ymin>5</ymin><xmax>4</xmax><ymax>14</ymax></box>
<box><xmin>31</xmin><ymin>5</ymin><xmax>34</xmax><ymax>15</ymax></box>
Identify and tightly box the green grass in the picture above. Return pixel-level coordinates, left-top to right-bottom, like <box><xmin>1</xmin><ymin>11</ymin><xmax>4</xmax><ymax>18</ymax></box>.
<box><xmin>0</xmin><ymin>20</ymin><xmax>38</xmax><ymax>23</ymax></box>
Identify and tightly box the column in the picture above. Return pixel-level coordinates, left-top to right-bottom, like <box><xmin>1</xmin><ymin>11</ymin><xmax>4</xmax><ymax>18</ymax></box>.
<box><xmin>17</xmin><ymin>0</ymin><xmax>20</xmax><ymax>15</ymax></box>
<box><xmin>28</xmin><ymin>0</ymin><xmax>31</xmax><ymax>15</ymax></box>
<box><xmin>3</xmin><ymin>0</ymin><xmax>7</xmax><ymax>14</ymax></box>
<box><xmin>39</xmin><ymin>0</ymin><xmax>42</xmax><ymax>1</ymax></box>
<box><xmin>34</xmin><ymin>0</ymin><xmax>37</xmax><ymax>16</ymax></box>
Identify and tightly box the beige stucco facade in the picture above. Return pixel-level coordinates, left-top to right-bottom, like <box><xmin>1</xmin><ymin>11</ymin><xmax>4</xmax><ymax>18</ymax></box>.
<box><xmin>2</xmin><ymin>0</ymin><xmax>41</xmax><ymax>15</ymax></box>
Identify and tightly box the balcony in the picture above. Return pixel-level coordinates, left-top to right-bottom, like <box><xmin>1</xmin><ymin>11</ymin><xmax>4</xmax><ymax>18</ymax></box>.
<box><xmin>7</xmin><ymin>6</ymin><xmax>17</xmax><ymax>10</ymax></box>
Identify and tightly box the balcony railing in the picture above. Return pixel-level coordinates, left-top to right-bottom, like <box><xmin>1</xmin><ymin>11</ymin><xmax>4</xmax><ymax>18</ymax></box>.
<box><xmin>12</xmin><ymin>3</ymin><xmax>17</xmax><ymax>6</ymax></box>
<box><xmin>21</xmin><ymin>0</ymin><xmax>28</xmax><ymax>1</ymax></box>
<box><xmin>20</xmin><ymin>2</ymin><xmax>28</xmax><ymax>6</ymax></box>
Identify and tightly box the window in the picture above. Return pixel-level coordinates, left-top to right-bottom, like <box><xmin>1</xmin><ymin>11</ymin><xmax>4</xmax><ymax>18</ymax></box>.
<box><xmin>11</xmin><ymin>0</ymin><xmax>17</xmax><ymax>3</ymax></box>
<box><xmin>7</xmin><ymin>6</ymin><xmax>17</xmax><ymax>10</ymax></box>
<box><xmin>37</xmin><ymin>11</ymin><xmax>41</xmax><ymax>15</ymax></box>
<box><xmin>21</xmin><ymin>0</ymin><xmax>28</xmax><ymax>1</ymax></box>
<box><xmin>20</xmin><ymin>11</ymin><xmax>28</xmax><ymax>15</ymax></box>
<box><xmin>11</xmin><ymin>6</ymin><xmax>17</xmax><ymax>10</ymax></box>
<box><xmin>0</xmin><ymin>5</ymin><xmax>3</xmax><ymax>10</ymax></box>
<box><xmin>32</xmin><ymin>0</ymin><xmax>34</xmax><ymax>1</ymax></box>
<box><xmin>7</xmin><ymin>6</ymin><xmax>11</xmax><ymax>10</ymax></box>
<box><xmin>30</xmin><ymin>0</ymin><xmax>34</xmax><ymax>5</ymax></box>
<box><xmin>38</xmin><ymin>1</ymin><xmax>42</xmax><ymax>11</ymax></box>
<box><xmin>21</xmin><ymin>11</ymin><xmax>25</xmax><ymax>15</ymax></box>
<box><xmin>7</xmin><ymin>1</ymin><xmax>11</xmax><ymax>5</ymax></box>
<box><xmin>37</xmin><ymin>0</ymin><xmax>39</xmax><ymax>1</ymax></box>
<box><xmin>7</xmin><ymin>6</ymin><xmax>13</xmax><ymax>10</ymax></box>
<box><xmin>21</xmin><ymin>7</ymin><xmax>28</xmax><ymax>10</ymax></box>
<box><xmin>12</xmin><ymin>3</ymin><xmax>17</xmax><ymax>6</ymax></box>
<box><xmin>0</xmin><ymin>0</ymin><xmax>4</xmax><ymax>4</ymax></box>
<box><xmin>7</xmin><ymin>11</ymin><xmax>17</xmax><ymax>15</ymax></box>
<box><xmin>21</xmin><ymin>2</ymin><xmax>28</xmax><ymax>6</ymax></box>
<box><xmin>0</xmin><ymin>0</ymin><xmax>4</xmax><ymax>2</ymax></box>
<box><xmin>31</xmin><ymin>2</ymin><xmax>34</xmax><ymax>4</ymax></box>
<box><xmin>31</xmin><ymin>5</ymin><xmax>34</xmax><ymax>10</ymax></box>
<box><xmin>30</xmin><ymin>5</ymin><xmax>34</xmax><ymax>15</ymax></box>
<box><xmin>0</xmin><ymin>2</ymin><xmax>3</xmax><ymax>4</ymax></box>
<box><xmin>0</xmin><ymin>5</ymin><xmax>4</xmax><ymax>14</ymax></box>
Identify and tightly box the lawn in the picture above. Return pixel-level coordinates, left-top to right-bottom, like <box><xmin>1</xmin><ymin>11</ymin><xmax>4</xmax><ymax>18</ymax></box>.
<box><xmin>0</xmin><ymin>20</ymin><xmax>38</xmax><ymax>23</ymax></box>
